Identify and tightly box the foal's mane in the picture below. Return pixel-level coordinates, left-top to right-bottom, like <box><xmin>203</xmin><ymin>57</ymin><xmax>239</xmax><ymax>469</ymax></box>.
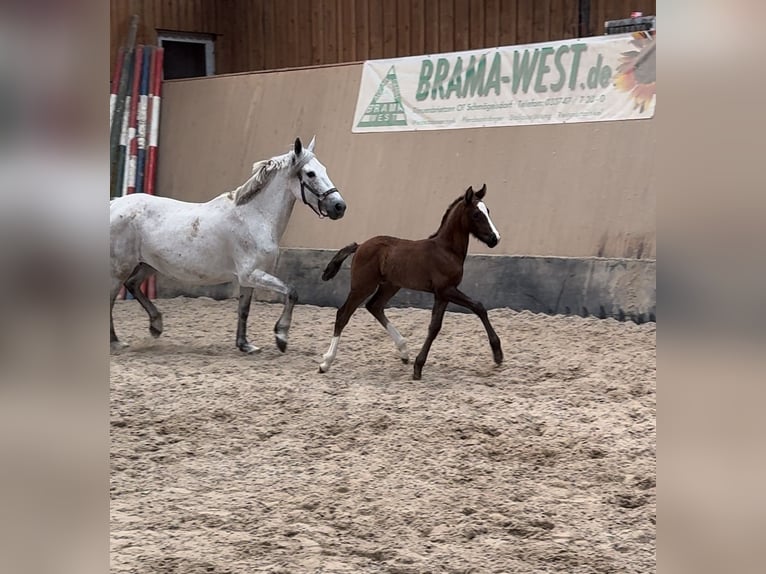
<box><xmin>231</xmin><ymin>154</ymin><xmax>292</xmax><ymax>206</ymax></box>
<box><xmin>428</xmin><ymin>196</ymin><xmax>464</xmax><ymax>239</ymax></box>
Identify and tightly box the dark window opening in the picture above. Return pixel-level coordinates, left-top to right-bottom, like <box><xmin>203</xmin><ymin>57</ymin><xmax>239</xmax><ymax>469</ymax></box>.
<box><xmin>162</xmin><ymin>40</ymin><xmax>208</xmax><ymax>80</ymax></box>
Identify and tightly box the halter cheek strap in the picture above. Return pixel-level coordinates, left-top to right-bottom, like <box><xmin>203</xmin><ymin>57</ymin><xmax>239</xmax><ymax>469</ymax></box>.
<box><xmin>293</xmin><ymin>151</ymin><xmax>336</xmax><ymax>218</ymax></box>
<box><xmin>299</xmin><ymin>178</ymin><xmax>337</xmax><ymax>218</ymax></box>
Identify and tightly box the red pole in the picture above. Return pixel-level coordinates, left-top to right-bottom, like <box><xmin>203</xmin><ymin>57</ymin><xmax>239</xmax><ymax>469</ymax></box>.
<box><xmin>121</xmin><ymin>45</ymin><xmax>143</xmax><ymax>300</ymax></box>
<box><xmin>125</xmin><ymin>45</ymin><xmax>143</xmax><ymax>196</ymax></box>
<box><xmin>145</xmin><ymin>47</ymin><xmax>163</xmax><ymax>300</ymax></box>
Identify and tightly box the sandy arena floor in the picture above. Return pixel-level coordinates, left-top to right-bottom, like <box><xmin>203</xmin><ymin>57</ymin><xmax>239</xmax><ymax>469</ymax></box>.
<box><xmin>110</xmin><ymin>297</ymin><xmax>656</xmax><ymax>573</ymax></box>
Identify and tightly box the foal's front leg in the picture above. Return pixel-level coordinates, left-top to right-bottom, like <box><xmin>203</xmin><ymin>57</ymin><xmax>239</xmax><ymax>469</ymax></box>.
<box><xmin>239</xmin><ymin>269</ymin><xmax>298</xmax><ymax>352</ymax></box>
<box><xmin>443</xmin><ymin>286</ymin><xmax>503</xmax><ymax>365</ymax></box>
<box><xmin>413</xmin><ymin>298</ymin><xmax>448</xmax><ymax>380</ymax></box>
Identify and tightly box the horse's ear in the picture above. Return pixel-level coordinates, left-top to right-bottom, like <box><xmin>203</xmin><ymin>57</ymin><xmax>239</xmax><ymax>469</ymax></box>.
<box><xmin>294</xmin><ymin>138</ymin><xmax>303</xmax><ymax>157</ymax></box>
<box><xmin>476</xmin><ymin>183</ymin><xmax>486</xmax><ymax>199</ymax></box>
<box><xmin>464</xmin><ymin>186</ymin><xmax>474</xmax><ymax>204</ymax></box>
<box><xmin>307</xmin><ymin>135</ymin><xmax>316</xmax><ymax>152</ymax></box>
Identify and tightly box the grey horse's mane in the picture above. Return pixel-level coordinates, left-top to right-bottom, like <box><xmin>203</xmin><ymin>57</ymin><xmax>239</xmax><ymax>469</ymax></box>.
<box><xmin>231</xmin><ymin>149</ymin><xmax>315</xmax><ymax>206</ymax></box>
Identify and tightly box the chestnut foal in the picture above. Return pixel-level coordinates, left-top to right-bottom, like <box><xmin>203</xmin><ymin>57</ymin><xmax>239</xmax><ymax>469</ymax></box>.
<box><xmin>319</xmin><ymin>184</ymin><xmax>503</xmax><ymax>380</ymax></box>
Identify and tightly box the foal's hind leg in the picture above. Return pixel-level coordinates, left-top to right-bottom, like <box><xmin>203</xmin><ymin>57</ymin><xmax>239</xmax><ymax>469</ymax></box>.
<box><xmin>124</xmin><ymin>263</ymin><xmax>163</xmax><ymax>339</ymax></box>
<box><xmin>235</xmin><ymin>286</ymin><xmax>260</xmax><ymax>353</ymax></box>
<box><xmin>319</xmin><ymin>282</ymin><xmax>378</xmax><ymax>373</ymax></box>
<box><xmin>365</xmin><ymin>283</ymin><xmax>408</xmax><ymax>363</ymax></box>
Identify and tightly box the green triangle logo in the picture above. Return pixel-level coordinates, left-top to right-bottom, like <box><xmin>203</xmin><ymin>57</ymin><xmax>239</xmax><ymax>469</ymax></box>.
<box><xmin>357</xmin><ymin>66</ymin><xmax>408</xmax><ymax>128</ymax></box>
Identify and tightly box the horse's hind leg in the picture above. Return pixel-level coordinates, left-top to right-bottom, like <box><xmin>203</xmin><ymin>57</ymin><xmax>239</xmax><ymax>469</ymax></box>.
<box><xmin>413</xmin><ymin>297</ymin><xmax>448</xmax><ymax>380</ymax></box>
<box><xmin>236</xmin><ymin>286</ymin><xmax>260</xmax><ymax>353</ymax></box>
<box><xmin>319</xmin><ymin>282</ymin><xmax>378</xmax><ymax>373</ymax></box>
<box><xmin>110</xmin><ymin>278</ymin><xmax>127</xmax><ymax>350</ymax></box>
<box><xmin>124</xmin><ymin>263</ymin><xmax>163</xmax><ymax>338</ymax></box>
<box><xmin>365</xmin><ymin>283</ymin><xmax>408</xmax><ymax>363</ymax></box>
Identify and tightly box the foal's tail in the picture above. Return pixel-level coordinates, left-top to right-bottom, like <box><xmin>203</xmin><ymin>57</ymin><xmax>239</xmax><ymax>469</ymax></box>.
<box><xmin>322</xmin><ymin>242</ymin><xmax>359</xmax><ymax>281</ymax></box>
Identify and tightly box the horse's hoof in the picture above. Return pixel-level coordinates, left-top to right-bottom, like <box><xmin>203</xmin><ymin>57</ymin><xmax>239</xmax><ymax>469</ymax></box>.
<box><xmin>275</xmin><ymin>336</ymin><xmax>287</xmax><ymax>353</ymax></box>
<box><xmin>149</xmin><ymin>315</ymin><xmax>163</xmax><ymax>338</ymax></box>
<box><xmin>401</xmin><ymin>357</ymin><xmax>409</xmax><ymax>364</ymax></box>
<box><xmin>412</xmin><ymin>369</ymin><xmax>422</xmax><ymax>380</ymax></box>
<box><xmin>110</xmin><ymin>341</ymin><xmax>129</xmax><ymax>353</ymax></box>
<box><xmin>239</xmin><ymin>343</ymin><xmax>261</xmax><ymax>354</ymax></box>
<box><xmin>319</xmin><ymin>363</ymin><xmax>329</xmax><ymax>373</ymax></box>
<box><xmin>493</xmin><ymin>349</ymin><xmax>504</xmax><ymax>365</ymax></box>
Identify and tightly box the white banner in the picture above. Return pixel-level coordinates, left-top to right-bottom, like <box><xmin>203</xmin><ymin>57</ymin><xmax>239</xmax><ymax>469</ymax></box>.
<box><xmin>352</xmin><ymin>32</ymin><xmax>655</xmax><ymax>132</ymax></box>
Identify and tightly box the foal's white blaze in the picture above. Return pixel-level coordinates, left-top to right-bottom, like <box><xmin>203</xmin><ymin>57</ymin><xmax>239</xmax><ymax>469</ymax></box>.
<box><xmin>319</xmin><ymin>336</ymin><xmax>340</xmax><ymax>372</ymax></box>
<box><xmin>477</xmin><ymin>201</ymin><xmax>500</xmax><ymax>242</ymax></box>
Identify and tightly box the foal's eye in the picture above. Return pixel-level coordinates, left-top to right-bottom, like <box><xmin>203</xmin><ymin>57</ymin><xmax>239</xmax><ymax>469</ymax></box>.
<box><xmin>306</xmin><ymin>171</ymin><xmax>316</xmax><ymax>178</ymax></box>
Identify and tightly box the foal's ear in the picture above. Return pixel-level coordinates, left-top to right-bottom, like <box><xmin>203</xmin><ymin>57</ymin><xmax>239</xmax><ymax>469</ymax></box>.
<box><xmin>476</xmin><ymin>183</ymin><xmax>487</xmax><ymax>200</ymax></box>
<box><xmin>307</xmin><ymin>135</ymin><xmax>316</xmax><ymax>152</ymax></box>
<box><xmin>464</xmin><ymin>186</ymin><xmax>474</xmax><ymax>204</ymax></box>
<box><xmin>294</xmin><ymin>137</ymin><xmax>303</xmax><ymax>157</ymax></box>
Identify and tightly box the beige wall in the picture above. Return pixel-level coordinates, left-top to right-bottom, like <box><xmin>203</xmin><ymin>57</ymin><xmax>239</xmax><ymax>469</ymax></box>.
<box><xmin>158</xmin><ymin>63</ymin><xmax>655</xmax><ymax>259</ymax></box>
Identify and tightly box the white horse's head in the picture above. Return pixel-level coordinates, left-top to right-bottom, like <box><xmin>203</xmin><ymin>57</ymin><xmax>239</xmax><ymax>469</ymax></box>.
<box><xmin>290</xmin><ymin>136</ymin><xmax>347</xmax><ymax>220</ymax></box>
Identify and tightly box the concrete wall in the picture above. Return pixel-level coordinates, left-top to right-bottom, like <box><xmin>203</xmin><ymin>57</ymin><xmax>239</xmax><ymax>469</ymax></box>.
<box><xmin>157</xmin><ymin>249</ymin><xmax>656</xmax><ymax>323</ymax></box>
<box><xmin>154</xmin><ymin>63</ymin><xmax>655</xmax><ymax>319</ymax></box>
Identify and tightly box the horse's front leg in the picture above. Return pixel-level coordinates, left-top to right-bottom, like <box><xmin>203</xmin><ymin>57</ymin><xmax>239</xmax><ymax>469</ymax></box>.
<box><xmin>236</xmin><ymin>286</ymin><xmax>259</xmax><ymax>353</ymax></box>
<box><xmin>240</xmin><ymin>269</ymin><xmax>298</xmax><ymax>352</ymax></box>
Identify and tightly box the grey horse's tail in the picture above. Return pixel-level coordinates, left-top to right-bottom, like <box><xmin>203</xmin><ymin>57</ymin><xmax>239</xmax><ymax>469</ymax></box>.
<box><xmin>321</xmin><ymin>242</ymin><xmax>359</xmax><ymax>281</ymax></box>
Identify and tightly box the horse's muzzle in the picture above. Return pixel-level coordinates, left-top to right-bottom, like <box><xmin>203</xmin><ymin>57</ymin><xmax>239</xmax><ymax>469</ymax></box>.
<box><xmin>323</xmin><ymin>192</ymin><xmax>346</xmax><ymax>220</ymax></box>
<box><xmin>486</xmin><ymin>235</ymin><xmax>499</xmax><ymax>248</ymax></box>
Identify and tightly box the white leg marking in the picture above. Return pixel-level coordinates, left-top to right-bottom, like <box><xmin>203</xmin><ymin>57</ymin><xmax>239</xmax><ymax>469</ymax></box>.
<box><xmin>319</xmin><ymin>336</ymin><xmax>340</xmax><ymax>373</ymax></box>
<box><xmin>385</xmin><ymin>323</ymin><xmax>409</xmax><ymax>361</ymax></box>
<box><xmin>477</xmin><ymin>201</ymin><xmax>501</xmax><ymax>242</ymax></box>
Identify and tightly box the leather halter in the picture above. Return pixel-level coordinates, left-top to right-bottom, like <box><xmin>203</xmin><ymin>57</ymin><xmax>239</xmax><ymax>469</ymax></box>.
<box><xmin>293</xmin><ymin>151</ymin><xmax>337</xmax><ymax>218</ymax></box>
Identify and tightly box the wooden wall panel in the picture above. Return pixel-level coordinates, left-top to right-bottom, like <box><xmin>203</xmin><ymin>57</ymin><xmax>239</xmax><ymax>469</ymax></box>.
<box><xmin>499</xmin><ymin>0</ymin><xmax>518</xmax><ymax>47</ymax></box>
<box><xmin>590</xmin><ymin>0</ymin><xmax>656</xmax><ymax>36</ymax></box>
<box><xmin>410</xmin><ymin>0</ymin><xmax>426</xmax><ymax>55</ymax></box>
<box><xmin>354</xmin><ymin>0</ymin><xmax>370</xmax><ymax>61</ymax></box>
<box><xmin>382</xmin><ymin>1</ymin><xmax>398</xmax><ymax>58</ymax></box>
<box><xmin>110</xmin><ymin>0</ymin><xmax>231</xmax><ymax>74</ymax></box>
<box><xmin>424</xmin><ymin>0</ymin><xmax>440</xmax><ymax>53</ymax></box>
<box><xmin>453</xmin><ymin>0</ymin><xmax>469</xmax><ymax>52</ymax></box>
<box><xmin>111</xmin><ymin>1</ymin><xmax>656</xmax><ymax>75</ymax></box>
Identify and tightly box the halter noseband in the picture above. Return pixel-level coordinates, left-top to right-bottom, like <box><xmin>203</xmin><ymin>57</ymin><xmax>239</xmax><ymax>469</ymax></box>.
<box><xmin>293</xmin><ymin>151</ymin><xmax>337</xmax><ymax>218</ymax></box>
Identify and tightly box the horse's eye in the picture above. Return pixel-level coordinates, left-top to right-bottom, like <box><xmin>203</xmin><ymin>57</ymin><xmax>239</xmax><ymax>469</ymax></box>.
<box><xmin>472</xmin><ymin>211</ymin><xmax>481</xmax><ymax>220</ymax></box>
<box><xmin>306</xmin><ymin>171</ymin><xmax>316</xmax><ymax>178</ymax></box>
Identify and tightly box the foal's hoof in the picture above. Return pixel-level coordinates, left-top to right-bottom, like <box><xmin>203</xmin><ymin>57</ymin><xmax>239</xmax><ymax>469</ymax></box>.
<box><xmin>412</xmin><ymin>369</ymin><xmax>422</xmax><ymax>380</ymax></box>
<box><xmin>318</xmin><ymin>363</ymin><xmax>329</xmax><ymax>373</ymax></box>
<box><xmin>493</xmin><ymin>348</ymin><xmax>504</xmax><ymax>365</ymax></box>
<box><xmin>238</xmin><ymin>343</ymin><xmax>261</xmax><ymax>354</ymax></box>
<box><xmin>401</xmin><ymin>357</ymin><xmax>409</xmax><ymax>364</ymax></box>
<box><xmin>110</xmin><ymin>341</ymin><xmax>129</xmax><ymax>353</ymax></box>
<box><xmin>275</xmin><ymin>335</ymin><xmax>287</xmax><ymax>353</ymax></box>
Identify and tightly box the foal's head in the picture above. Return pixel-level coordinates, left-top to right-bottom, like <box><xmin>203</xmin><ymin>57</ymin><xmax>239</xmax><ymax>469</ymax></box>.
<box><xmin>461</xmin><ymin>184</ymin><xmax>501</xmax><ymax>248</ymax></box>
